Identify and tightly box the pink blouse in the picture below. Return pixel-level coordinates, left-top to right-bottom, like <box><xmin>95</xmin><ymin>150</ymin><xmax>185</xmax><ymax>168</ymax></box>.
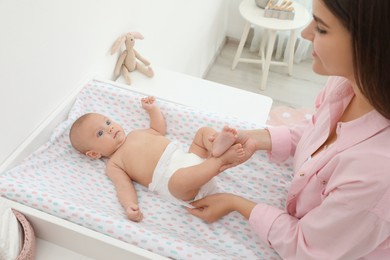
<box><xmin>249</xmin><ymin>77</ymin><xmax>390</xmax><ymax>259</ymax></box>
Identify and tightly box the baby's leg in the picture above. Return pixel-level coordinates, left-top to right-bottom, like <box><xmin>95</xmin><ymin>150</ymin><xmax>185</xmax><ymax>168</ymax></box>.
<box><xmin>211</xmin><ymin>126</ymin><xmax>238</xmax><ymax>157</ymax></box>
<box><xmin>188</xmin><ymin>127</ymin><xmax>217</xmax><ymax>158</ymax></box>
<box><xmin>169</xmin><ymin>144</ymin><xmax>245</xmax><ymax>201</ymax></box>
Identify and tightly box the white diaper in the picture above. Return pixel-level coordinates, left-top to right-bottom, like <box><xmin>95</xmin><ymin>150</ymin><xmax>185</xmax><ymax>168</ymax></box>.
<box><xmin>148</xmin><ymin>141</ymin><xmax>218</xmax><ymax>208</ymax></box>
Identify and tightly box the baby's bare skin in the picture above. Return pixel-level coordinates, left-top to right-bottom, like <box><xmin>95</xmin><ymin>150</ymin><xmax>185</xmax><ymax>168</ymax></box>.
<box><xmin>108</xmin><ymin>129</ymin><xmax>245</xmax><ymax>188</ymax></box>
<box><xmin>70</xmin><ymin>96</ymin><xmax>247</xmax><ymax>222</ymax></box>
<box><xmin>212</xmin><ymin>126</ymin><xmax>239</xmax><ymax>157</ymax></box>
<box><xmin>108</xmin><ymin>130</ymin><xmax>170</xmax><ymax>187</ymax></box>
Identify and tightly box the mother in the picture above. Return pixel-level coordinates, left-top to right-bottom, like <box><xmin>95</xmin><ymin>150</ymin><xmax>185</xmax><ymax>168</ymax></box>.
<box><xmin>188</xmin><ymin>0</ymin><xmax>390</xmax><ymax>259</ymax></box>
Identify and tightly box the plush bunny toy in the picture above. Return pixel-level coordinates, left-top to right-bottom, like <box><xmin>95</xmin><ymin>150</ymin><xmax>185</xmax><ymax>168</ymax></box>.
<box><xmin>111</xmin><ymin>32</ymin><xmax>154</xmax><ymax>85</ymax></box>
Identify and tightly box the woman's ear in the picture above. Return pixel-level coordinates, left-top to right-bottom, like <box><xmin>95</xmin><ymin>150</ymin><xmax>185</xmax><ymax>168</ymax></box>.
<box><xmin>85</xmin><ymin>150</ymin><xmax>102</xmax><ymax>159</ymax></box>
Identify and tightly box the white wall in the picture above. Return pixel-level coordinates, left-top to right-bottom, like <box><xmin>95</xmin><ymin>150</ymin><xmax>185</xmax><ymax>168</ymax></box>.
<box><xmin>227</xmin><ymin>0</ymin><xmax>247</xmax><ymax>40</ymax></box>
<box><xmin>0</xmin><ymin>0</ymin><xmax>228</xmax><ymax>165</ymax></box>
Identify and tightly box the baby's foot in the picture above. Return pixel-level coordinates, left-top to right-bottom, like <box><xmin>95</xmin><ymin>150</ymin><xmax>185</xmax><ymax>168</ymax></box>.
<box><xmin>212</xmin><ymin>126</ymin><xmax>238</xmax><ymax>157</ymax></box>
<box><xmin>219</xmin><ymin>143</ymin><xmax>245</xmax><ymax>171</ymax></box>
<box><xmin>217</xmin><ymin>132</ymin><xmax>256</xmax><ymax>172</ymax></box>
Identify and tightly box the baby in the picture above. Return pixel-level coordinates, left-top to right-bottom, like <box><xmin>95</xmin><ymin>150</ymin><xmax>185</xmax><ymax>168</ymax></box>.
<box><xmin>69</xmin><ymin>96</ymin><xmax>246</xmax><ymax>222</ymax></box>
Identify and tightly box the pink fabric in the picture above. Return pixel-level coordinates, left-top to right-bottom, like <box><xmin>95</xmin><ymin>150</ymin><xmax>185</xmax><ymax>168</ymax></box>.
<box><xmin>250</xmin><ymin>76</ymin><xmax>390</xmax><ymax>259</ymax></box>
<box><xmin>267</xmin><ymin>106</ymin><xmax>314</xmax><ymax>127</ymax></box>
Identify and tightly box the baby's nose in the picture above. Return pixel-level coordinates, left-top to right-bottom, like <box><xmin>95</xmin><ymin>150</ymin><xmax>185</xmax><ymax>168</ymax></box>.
<box><xmin>108</xmin><ymin>126</ymin><xmax>114</xmax><ymax>133</ymax></box>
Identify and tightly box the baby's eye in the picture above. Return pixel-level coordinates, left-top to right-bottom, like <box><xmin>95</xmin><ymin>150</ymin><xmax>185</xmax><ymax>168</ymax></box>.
<box><xmin>97</xmin><ymin>130</ymin><xmax>104</xmax><ymax>137</ymax></box>
<box><xmin>106</xmin><ymin>120</ymin><xmax>111</xmax><ymax>125</ymax></box>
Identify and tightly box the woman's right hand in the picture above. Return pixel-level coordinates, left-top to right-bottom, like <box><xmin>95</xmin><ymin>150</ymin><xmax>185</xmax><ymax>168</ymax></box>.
<box><xmin>210</xmin><ymin>128</ymin><xmax>268</xmax><ymax>171</ymax></box>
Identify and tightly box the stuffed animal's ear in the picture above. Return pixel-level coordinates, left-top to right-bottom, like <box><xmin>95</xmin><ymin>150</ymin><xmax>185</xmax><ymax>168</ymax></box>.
<box><xmin>129</xmin><ymin>32</ymin><xmax>144</xmax><ymax>40</ymax></box>
<box><xmin>111</xmin><ymin>34</ymin><xmax>126</xmax><ymax>55</ymax></box>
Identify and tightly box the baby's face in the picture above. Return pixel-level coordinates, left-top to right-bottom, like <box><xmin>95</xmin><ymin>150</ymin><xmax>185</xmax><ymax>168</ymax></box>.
<box><xmin>79</xmin><ymin>113</ymin><xmax>126</xmax><ymax>158</ymax></box>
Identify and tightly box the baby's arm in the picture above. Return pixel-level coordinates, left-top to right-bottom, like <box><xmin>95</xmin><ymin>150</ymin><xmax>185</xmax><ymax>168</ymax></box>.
<box><xmin>141</xmin><ymin>96</ymin><xmax>167</xmax><ymax>135</ymax></box>
<box><xmin>106</xmin><ymin>163</ymin><xmax>143</xmax><ymax>222</ymax></box>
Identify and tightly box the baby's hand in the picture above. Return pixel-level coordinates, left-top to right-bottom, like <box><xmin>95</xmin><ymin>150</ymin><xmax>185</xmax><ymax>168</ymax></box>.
<box><xmin>126</xmin><ymin>202</ymin><xmax>144</xmax><ymax>222</ymax></box>
<box><xmin>141</xmin><ymin>96</ymin><xmax>157</xmax><ymax>111</ymax></box>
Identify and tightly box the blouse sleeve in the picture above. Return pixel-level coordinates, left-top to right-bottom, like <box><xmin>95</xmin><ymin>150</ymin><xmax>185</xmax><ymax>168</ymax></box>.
<box><xmin>266</xmin><ymin>77</ymin><xmax>336</xmax><ymax>163</ymax></box>
<box><xmin>267</xmin><ymin>122</ymin><xmax>310</xmax><ymax>163</ymax></box>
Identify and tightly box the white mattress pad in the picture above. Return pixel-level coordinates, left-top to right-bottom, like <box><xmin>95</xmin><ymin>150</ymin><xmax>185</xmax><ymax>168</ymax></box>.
<box><xmin>0</xmin><ymin>80</ymin><xmax>292</xmax><ymax>259</ymax></box>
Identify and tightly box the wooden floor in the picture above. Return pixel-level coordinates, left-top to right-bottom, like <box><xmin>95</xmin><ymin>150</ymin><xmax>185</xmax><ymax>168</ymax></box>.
<box><xmin>204</xmin><ymin>39</ymin><xmax>327</xmax><ymax>109</ymax></box>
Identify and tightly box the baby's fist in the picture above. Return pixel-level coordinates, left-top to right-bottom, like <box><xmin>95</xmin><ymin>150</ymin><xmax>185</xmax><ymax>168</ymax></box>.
<box><xmin>126</xmin><ymin>203</ymin><xmax>144</xmax><ymax>222</ymax></box>
<box><xmin>141</xmin><ymin>96</ymin><xmax>157</xmax><ymax>111</ymax></box>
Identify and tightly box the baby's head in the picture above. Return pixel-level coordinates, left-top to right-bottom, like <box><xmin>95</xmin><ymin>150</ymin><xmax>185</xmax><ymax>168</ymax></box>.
<box><xmin>69</xmin><ymin>113</ymin><xmax>126</xmax><ymax>159</ymax></box>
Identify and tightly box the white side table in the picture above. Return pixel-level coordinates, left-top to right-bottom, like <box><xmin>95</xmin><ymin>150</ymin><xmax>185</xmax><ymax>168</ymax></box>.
<box><xmin>232</xmin><ymin>0</ymin><xmax>311</xmax><ymax>90</ymax></box>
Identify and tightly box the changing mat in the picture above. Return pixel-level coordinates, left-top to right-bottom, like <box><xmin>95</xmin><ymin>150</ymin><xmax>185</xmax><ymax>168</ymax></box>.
<box><xmin>0</xmin><ymin>80</ymin><xmax>293</xmax><ymax>259</ymax></box>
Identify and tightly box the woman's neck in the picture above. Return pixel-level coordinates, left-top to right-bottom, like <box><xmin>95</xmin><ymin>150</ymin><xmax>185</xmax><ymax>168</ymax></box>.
<box><xmin>341</xmin><ymin>81</ymin><xmax>373</xmax><ymax>122</ymax></box>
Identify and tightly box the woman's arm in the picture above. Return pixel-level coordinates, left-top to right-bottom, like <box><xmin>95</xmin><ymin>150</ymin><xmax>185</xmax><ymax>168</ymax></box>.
<box><xmin>188</xmin><ymin>188</ymin><xmax>390</xmax><ymax>260</ymax></box>
<box><xmin>240</xmin><ymin>128</ymin><xmax>272</xmax><ymax>152</ymax></box>
<box><xmin>187</xmin><ymin>193</ymin><xmax>257</xmax><ymax>223</ymax></box>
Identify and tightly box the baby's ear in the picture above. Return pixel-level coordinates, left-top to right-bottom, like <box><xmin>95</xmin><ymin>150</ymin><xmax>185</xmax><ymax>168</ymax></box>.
<box><xmin>86</xmin><ymin>151</ymin><xmax>102</xmax><ymax>159</ymax></box>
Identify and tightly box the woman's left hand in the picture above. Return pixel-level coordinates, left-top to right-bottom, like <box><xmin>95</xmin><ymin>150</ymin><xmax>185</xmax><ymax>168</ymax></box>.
<box><xmin>186</xmin><ymin>193</ymin><xmax>238</xmax><ymax>223</ymax></box>
<box><xmin>187</xmin><ymin>193</ymin><xmax>256</xmax><ymax>223</ymax></box>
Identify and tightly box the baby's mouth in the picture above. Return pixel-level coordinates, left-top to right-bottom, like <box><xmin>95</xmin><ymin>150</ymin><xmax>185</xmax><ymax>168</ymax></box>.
<box><xmin>114</xmin><ymin>130</ymin><xmax>120</xmax><ymax>139</ymax></box>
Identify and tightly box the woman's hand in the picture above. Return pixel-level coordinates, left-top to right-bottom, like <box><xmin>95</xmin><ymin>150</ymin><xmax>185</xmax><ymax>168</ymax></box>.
<box><xmin>186</xmin><ymin>193</ymin><xmax>236</xmax><ymax>223</ymax></box>
<box><xmin>209</xmin><ymin>128</ymin><xmax>264</xmax><ymax>171</ymax></box>
<box><xmin>187</xmin><ymin>193</ymin><xmax>257</xmax><ymax>223</ymax></box>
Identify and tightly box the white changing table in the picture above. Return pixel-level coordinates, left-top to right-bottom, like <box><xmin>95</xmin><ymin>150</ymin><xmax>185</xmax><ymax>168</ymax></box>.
<box><xmin>0</xmin><ymin>67</ymin><xmax>273</xmax><ymax>260</ymax></box>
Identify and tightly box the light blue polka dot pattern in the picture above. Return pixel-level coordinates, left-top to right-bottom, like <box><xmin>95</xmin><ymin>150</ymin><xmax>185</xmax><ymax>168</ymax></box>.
<box><xmin>0</xmin><ymin>80</ymin><xmax>293</xmax><ymax>260</ymax></box>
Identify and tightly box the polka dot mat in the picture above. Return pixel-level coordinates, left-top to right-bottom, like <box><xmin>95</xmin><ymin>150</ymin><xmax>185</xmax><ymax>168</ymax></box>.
<box><xmin>0</xmin><ymin>80</ymin><xmax>294</xmax><ymax>259</ymax></box>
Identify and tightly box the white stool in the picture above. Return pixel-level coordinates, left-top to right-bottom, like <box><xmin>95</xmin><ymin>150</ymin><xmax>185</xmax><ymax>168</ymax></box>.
<box><xmin>232</xmin><ymin>0</ymin><xmax>311</xmax><ymax>90</ymax></box>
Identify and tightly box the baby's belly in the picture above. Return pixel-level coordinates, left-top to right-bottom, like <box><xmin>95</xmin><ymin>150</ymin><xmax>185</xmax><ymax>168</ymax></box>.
<box><xmin>124</xmin><ymin>140</ymin><xmax>170</xmax><ymax>186</ymax></box>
